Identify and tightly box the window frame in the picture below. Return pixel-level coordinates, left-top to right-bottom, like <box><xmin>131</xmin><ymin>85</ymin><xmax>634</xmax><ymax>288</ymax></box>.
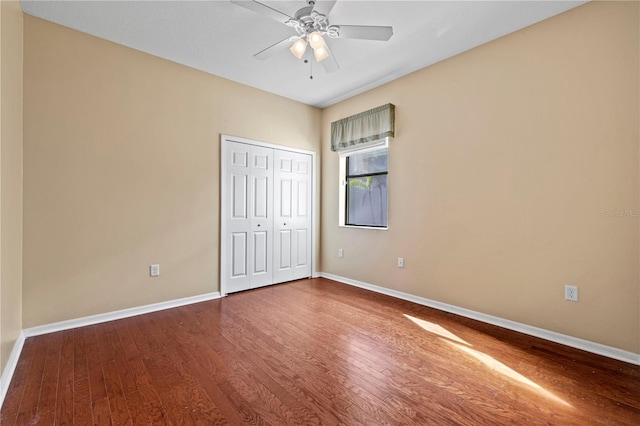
<box><xmin>338</xmin><ymin>138</ymin><xmax>389</xmax><ymax>230</ymax></box>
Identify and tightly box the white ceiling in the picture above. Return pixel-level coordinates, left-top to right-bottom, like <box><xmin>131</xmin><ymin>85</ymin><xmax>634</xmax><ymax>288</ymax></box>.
<box><xmin>21</xmin><ymin>0</ymin><xmax>586</xmax><ymax>108</ymax></box>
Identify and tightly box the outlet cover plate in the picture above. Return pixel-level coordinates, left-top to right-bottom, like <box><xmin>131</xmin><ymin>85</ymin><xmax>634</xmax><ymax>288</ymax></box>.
<box><xmin>565</xmin><ymin>285</ymin><xmax>578</xmax><ymax>302</ymax></box>
<box><xmin>150</xmin><ymin>264</ymin><xmax>160</xmax><ymax>277</ymax></box>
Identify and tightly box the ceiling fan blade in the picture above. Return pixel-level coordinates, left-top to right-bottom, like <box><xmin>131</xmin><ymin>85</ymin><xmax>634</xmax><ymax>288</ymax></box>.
<box><xmin>312</xmin><ymin>0</ymin><xmax>337</xmax><ymax>17</ymax></box>
<box><xmin>336</xmin><ymin>25</ymin><xmax>393</xmax><ymax>41</ymax></box>
<box><xmin>320</xmin><ymin>42</ymin><xmax>340</xmax><ymax>74</ymax></box>
<box><xmin>254</xmin><ymin>37</ymin><xmax>295</xmax><ymax>60</ymax></box>
<box><xmin>230</xmin><ymin>0</ymin><xmax>294</xmax><ymax>24</ymax></box>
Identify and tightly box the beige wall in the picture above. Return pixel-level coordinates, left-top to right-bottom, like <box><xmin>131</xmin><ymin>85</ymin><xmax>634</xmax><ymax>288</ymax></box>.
<box><xmin>23</xmin><ymin>16</ymin><xmax>321</xmax><ymax>328</ymax></box>
<box><xmin>18</xmin><ymin>1</ymin><xmax>640</xmax><ymax>356</ymax></box>
<box><xmin>0</xmin><ymin>0</ymin><xmax>23</xmax><ymax>372</ymax></box>
<box><xmin>321</xmin><ymin>1</ymin><xmax>640</xmax><ymax>354</ymax></box>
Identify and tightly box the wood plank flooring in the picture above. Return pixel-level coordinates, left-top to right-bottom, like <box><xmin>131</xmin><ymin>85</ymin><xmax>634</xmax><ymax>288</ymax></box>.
<box><xmin>1</xmin><ymin>278</ymin><xmax>639</xmax><ymax>425</ymax></box>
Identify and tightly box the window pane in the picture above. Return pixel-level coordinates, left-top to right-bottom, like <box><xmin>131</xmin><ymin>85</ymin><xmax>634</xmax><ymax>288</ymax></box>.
<box><xmin>346</xmin><ymin>175</ymin><xmax>388</xmax><ymax>227</ymax></box>
<box><xmin>347</xmin><ymin>149</ymin><xmax>388</xmax><ymax>176</ymax></box>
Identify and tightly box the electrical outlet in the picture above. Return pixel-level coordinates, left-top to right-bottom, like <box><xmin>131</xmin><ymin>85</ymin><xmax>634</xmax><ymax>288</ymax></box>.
<box><xmin>338</xmin><ymin>249</ymin><xmax>344</xmax><ymax>258</ymax></box>
<box><xmin>150</xmin><ymin>264</ymin><xmax>160</xmax><ymax>277</ymax></box>
<box><xmin>397</xmin><ymin>257</ymin><xmax>404</xmax><ymax>268</ymax></box>
<box><xmin>565</xmin><ymin>285</ymin><xmax>578</xmax><ymax>302</ymax></box>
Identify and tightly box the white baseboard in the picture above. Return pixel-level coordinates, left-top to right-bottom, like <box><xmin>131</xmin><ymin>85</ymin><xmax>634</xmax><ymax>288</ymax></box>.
<box><xmin>0</xmin><ymin>331</ymin><xmax>25</xmax><ymax>408</ymax></box>
<box><xmin>4</xmin><ymin>274</ymin><xmax>638</xmax><ymax>412</ymax></box>
<box><xmin>1</xmin><ymin>292</ymin><xmax>221</xmax><ymax>409</ymax></box>
<box><xmin>23</xmin><ymin>291</ymin><xmax>221</xmax><ymax>338</ymax></box>
<box><xmin>319</xmin><ymin>272</ymin><xmax>640</xmax><ymax>366</ymax></box>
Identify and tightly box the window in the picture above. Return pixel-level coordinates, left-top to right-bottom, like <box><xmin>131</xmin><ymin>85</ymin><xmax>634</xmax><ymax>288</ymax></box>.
<box><xmin>346</xmin><ymin>148</ymin><xmax>388</xmax><ymax>227</ymax></box>
<box><xmin>339</xmin><ymin>143</ymin><xmax>388</xmax><ymax>228</ymax></box>
<box><xmin>332</xmin><ymin>103</ymin><xmax>394</xmax><ymax>229</ymax></box>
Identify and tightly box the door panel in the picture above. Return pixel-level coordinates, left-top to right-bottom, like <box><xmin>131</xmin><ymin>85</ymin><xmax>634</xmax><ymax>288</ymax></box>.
<box><xmin>274</xmin><ymin>150</ymin><xmax>312</xmax><ymax>284</ymax></box>
<box><xmin>231</xmin><ymin>232</ymin><xmax>247</xmax><ymax>277</ymax></box>
<box><xmin>231</xmin><ymin>175</ymin><xmax>247</xmax><ymax>219</ymax></box>
<box><xmin>292</xmin><ymin>154</ymin><xmax>312</xmax><ymax>280</ymax></box>
<box><xmin>254</xmin><ymin>176</ymin><xmax>269</xmax><ymax>219</ymax></box>
<box><xmin>249</xmin><ymin>145</ymin><xmax>273</xmax><ymax>288</ymax></box>
<box><xmin>279</xmin><ymin>157</ymin><xmax>292</xmax><ymax>173</ymax></box>
<box><xmin>253</xmin><ymin>231</ymin><xmax>268</xmax><ymax>274</ymax></box>
<box><xmin>254</xmin><ymin>152</ymin><xmax>269</xmax><ymax>170</ymax></box>
<box><xmin>296</xmin><ymin>160</ymin><xmax>308</xmax><ymax>174</ymax></box>
<box><xmin>279</xmin><ymin>179</ymin><xmax>292</xmax><ymax>217</ymax></box>
<box><xmin>225</xmin><ymin>142</ymin><xmax>252</xmax><ymax>293</ymax></box>
<box><xmin>295</xmin><ymin>229</ymin><xmax>308</xmax><ymax>267</ymax></box>
<box><xmin>297</xmin><ymin>183</ymin><xmax>308</xmax><ymax>217</ymax></box>
<box><xmin>278</xmin><ymin>230</ymin><xmax>292</xmax><ymax>269</ymax></box>
<box><xmin>232</xmin><ymin>151</ymin><xmax>248</xmax><ymax>167</ymax></box>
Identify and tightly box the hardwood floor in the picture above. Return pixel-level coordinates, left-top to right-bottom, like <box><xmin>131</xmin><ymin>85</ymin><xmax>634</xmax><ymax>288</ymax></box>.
<box><xmin>1</xmin><ymin>278</ymin><xmax>639</xmax><ymax>425</ymax></box>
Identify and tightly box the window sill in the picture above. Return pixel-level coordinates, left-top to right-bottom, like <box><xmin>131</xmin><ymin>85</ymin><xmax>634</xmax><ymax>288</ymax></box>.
<box><xmin>339</xmin><ymin>225</ymin><xmax>388</xmax><ymax>231</ymax></box>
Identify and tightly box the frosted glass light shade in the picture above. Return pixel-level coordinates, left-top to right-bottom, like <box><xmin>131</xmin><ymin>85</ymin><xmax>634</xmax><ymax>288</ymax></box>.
<box><xmin>308</xmin><ymin>31</ymin><xmax>324</xmax><ymax>49</ymax></box>
<box><xmin>290</xmin><ymin>38</ymin><xmax>307</xmax><ymax>59</ymax></box>
<box><xmin>313</xmin><ymin>44</ymin><xmax>329</xmax><ymax>62</ymax></box>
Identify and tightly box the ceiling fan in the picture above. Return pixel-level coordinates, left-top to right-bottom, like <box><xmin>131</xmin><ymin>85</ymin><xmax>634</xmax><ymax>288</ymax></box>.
<box><xmin>230</xmin><ymin>0</ymin><xmax>393</xmax><ymax>73</ymax></box>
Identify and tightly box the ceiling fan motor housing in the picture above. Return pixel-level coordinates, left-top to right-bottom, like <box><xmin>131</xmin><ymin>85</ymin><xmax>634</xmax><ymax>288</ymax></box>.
<box><xmin>287</xmin><ymin>6</ymin><xmax>339</xmax><ymax>39</ymax></box>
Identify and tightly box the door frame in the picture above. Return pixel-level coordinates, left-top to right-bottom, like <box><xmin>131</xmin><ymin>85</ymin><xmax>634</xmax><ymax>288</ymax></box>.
<box><xmin>220</xmin><ymin>134</ymin><xmax>317</xmax><ymax>296</ymax></box>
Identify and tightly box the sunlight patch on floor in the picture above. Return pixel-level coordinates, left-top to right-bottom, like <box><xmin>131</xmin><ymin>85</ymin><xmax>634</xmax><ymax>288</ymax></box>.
<box><xmin>404</xmin><ymin>313</ymin><xmax>572</xmax><ymax>408</ymax></box>
<box><xmin>447</xmin><ymin>341</ymin><xmax>573</xmax><ymax>407</ymax></box>
<box><xmin>403</xmin><ymin>314</ymin><xmax>471</xmax><ymax>346</ymax></box>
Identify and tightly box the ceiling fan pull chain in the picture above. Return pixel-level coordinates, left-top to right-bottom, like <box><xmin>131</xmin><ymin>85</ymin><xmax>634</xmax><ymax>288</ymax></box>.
<box><xmin>305</xmin><ymin>51</ymin><xmax>313</xmax><ymax>80</ymax></box>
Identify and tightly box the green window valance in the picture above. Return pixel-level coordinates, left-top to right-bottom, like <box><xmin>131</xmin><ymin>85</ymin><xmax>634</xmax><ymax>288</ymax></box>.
<box><xmin>331</xmin><ymin>103</ymin><xmax>395</xmax><ymax>152</ymax></box>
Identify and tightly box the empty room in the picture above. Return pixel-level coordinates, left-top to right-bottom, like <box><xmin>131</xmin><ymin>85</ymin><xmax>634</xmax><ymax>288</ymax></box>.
<box><xmin>0</xmin><ymin>0</ymin><xmax>639</xmax><ymax>424</ymax></box>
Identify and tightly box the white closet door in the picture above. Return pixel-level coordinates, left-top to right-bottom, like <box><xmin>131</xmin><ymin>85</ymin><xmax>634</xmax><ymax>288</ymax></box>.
<box><xmin>274</xmin><ymin>150</ymin><xmax>312</xmax><ymax>283</ymax></box>
<box><xmin>224</xmin><ymin>141</ymin><xmax>273</xmax><ymax>293</ymax></box>
<box><xmin>249</xmin><ymin>145</ymin><xmax>274</xmax><ymax>288</ymax></box>
<box><xmin>222</xmin><ymin>136</ymin><xmax>312</xmax><ymax>294</ymax></box>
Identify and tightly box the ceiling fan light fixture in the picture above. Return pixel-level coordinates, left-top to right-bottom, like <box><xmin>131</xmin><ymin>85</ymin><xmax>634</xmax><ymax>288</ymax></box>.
<box><xmin>290</xmin><ymin>38</ymin><xmax>307</xmax><ymax>59</ymax></box>
<box><xmin>308</xmin><ymin>31</ymin><xmax>325</xmax><ymax>49</ymax></box>
<box><xmin>313</xmin><ymin>44</ymin><xmax>329</xmax><ymax>62</ymax></box>
<box><xmin>231</xmin><ymin>0</ymin><xmax>394</xmax><ymax>74</ymax></box>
